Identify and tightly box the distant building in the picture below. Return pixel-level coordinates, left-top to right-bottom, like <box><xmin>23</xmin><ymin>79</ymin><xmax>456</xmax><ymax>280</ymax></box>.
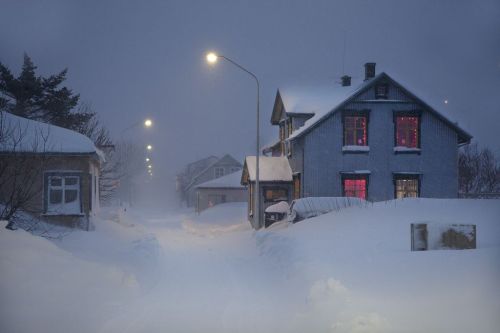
<box><xmin>246</xmin><ymin>63</ymin><xmax>472</xmax><ymax>229</ymax></box>
<box><xmin>177</xmin><ymin>154</ymin><xmax>242</xmax><ymax>207</ymax></box>
<box><xmin>194</xmin><ymin>171</ymin><xmax>247</xmax><ymax>213</ymax></box>
<box><xmin>0</xmin><ymin>111</ymin><xmax>102</xmax><ymax>230</ymax></box>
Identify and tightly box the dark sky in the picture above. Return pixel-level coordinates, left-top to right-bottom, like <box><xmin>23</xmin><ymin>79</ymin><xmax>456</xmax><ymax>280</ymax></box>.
<box><xmin>1</xmin><ymin>0</ymin><xmax>499</xmax><ymax>200</ymax></box>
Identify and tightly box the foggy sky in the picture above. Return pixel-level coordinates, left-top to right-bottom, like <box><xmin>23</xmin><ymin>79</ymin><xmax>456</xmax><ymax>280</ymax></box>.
<box><xmin>1</xmin><ymin>0</ymin><xmax>499</xmax><ymax>202</ymax></box>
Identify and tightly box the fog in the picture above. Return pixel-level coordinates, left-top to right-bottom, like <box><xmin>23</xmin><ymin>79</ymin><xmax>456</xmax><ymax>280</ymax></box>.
<box><xmin>1</xmin><ymin>0</ymin><xmax>499</xmax><ymax>206</ymax></box>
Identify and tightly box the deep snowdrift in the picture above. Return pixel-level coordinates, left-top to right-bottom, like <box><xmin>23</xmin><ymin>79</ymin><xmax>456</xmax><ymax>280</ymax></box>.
<box><xmin>0</xmin><ymin>199</ymin><xmax>499</xmax><ymax>333</ymax></box>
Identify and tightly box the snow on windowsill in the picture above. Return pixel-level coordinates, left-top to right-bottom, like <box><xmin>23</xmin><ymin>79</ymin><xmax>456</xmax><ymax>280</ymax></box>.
<box><xmin>42</xmin><ymin>213</ymin><xmax>85</xmax><ymax>217</ymax></box>
<box><xmin>342</xmin><ymin>145</ymin><xmax>370</xmax><ymax>152</ymax></box>
<box><xmin>394</xmin><ymin>146</ymin><xmax>421</xmax><ymax>153</ymax></box>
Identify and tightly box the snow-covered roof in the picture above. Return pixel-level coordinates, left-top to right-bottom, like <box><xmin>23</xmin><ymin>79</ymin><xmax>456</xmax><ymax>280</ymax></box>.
<box><xmin>0</xmin><ymin>111</ymin><xmax>100</xmax><ymax>156</ymax></box>
<box><xmin>195</xmin><ymin>171</ymin><xmax>245</xmax><ymax>189</ymax></box>
<box><xmin>277</xmin><ymin>73</ymin><xmax>471</xmax><ymax>144</ymax></box>
<box><xmin>242</xmin><ymin>156</ymin><xmax>293</xmax><ymax>183</ymax></box>
<box><xmin>184</xmin><ymin>154</ymin><xmax>242</xmax><ymax>191</ymax></box>
<box><xmin>278</xmin><ymin>76</ymin><xmax>375</xmax><ymax>140</ymax></box>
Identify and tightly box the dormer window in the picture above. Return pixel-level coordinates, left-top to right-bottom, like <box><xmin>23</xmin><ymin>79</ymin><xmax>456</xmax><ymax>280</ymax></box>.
<box><xmin>375</xmin><ymin>84</ymin><xmax>388</xmax><ymax>99</ymax></box>
<box><xmin>214</xmin><ymin>167</ymin><xmax>224</xmax><ymax>178</ymax></box>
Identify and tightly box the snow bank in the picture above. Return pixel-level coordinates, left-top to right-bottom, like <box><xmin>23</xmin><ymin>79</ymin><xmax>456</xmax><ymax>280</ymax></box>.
<box><xmin>0</xmin><ymin>219</ymin><xmax>149</xmax><ymax>333</ymax></box>
<box><xmin>182</xmin><ymin>202</ymin><xmax>251</xmax><ymax>236</ymax></box>
<box><xmin>256</xmin><ymin>199</ymin><xmax>500</xmax><ymax>333</ymax></box>
<box><xmin>289</xmin><ymin>196</ymin><xmax>367</xmax><ymax>222</ymax></box>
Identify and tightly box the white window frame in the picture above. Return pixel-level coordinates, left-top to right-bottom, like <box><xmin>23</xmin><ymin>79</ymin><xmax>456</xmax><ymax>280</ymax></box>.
<box><xmin>45</xmin><ymin>172</ymin><xmax>82</xmax><ymax>215</ymax></box>
<box><xmin>214</xmin><ymin>167</ymin><xmax>224</xmax><ymax>178</ymax></box>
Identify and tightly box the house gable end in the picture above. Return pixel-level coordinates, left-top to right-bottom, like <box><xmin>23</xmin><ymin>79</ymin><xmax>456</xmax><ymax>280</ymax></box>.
<box><xmin>290</xmin><ymin>72</ymin><xmax>471</xmax><ymax>145</ymax></box>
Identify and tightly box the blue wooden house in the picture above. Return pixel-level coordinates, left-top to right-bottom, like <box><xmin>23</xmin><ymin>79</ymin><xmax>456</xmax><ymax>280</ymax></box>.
<box><xmin>245</xmin><ymin>63</ymin><xmax>472</xmax><ymax>229</ymax></box>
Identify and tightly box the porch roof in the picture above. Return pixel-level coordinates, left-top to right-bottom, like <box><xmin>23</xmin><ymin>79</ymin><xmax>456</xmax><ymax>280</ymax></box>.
<box><xmin>241</xmin><ymin>156</ymin><xmax>293</xmax><ymax>185</ymax></box>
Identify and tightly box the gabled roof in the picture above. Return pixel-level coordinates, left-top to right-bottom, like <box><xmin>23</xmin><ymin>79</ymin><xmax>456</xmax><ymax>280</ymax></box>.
<box><xmin>241</xmin><ymin>156</ymin><xmax>293</xmax><ymax>184</ymax></box>
<box><xmin>195</xmin><ymin>171</ymin><xmax>245</xmax><ymax>189</ymax></box>
<box><xmin>274</xmin><ymin>73</ymin><xmax>472</xmax><ymax>145</ymax></box>
<box><xmin>0</xmin><ymin>111</ymin><xmax>101</xmax><ymax>156</ymax></box>
<box><xmin>185</xmin><ymin>154</ymin><xmax>242</xmax><ymax>190</ymax></box>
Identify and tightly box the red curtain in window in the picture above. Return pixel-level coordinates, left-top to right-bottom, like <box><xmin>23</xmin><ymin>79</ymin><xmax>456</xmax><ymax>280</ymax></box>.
<box><xmin>396</xmin><ymin>116</ymin><xmax>418</xmax><ymax>147</ymax></box>
<box><xmin>343</xmin><ymin>179</ymin><xmax>367</xmax><ymax>199</ymax></box>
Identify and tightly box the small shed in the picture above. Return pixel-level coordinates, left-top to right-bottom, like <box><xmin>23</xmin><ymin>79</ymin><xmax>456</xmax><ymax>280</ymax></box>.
<box><xmin>241</xmin><ymin>156</ymin><xmax>293</xmax><ymax>229</ymax></box>
<box><xmin>195</xmin><ymin>171</ymin><xmax>247</xmax><ymax>213</ymax></box>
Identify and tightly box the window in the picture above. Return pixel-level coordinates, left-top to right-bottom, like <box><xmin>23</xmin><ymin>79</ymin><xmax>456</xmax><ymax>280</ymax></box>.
<box><xmin>264</xmin><ymin>188</ymin><xmax>288</xmax><ymax>203</ymax></box>
<box><xmin>279</xmin><ymin>122</ymin><xmax>285</xmax><ymax>141</ymax></box>
<box><xmin>394</xmin><ymin>175</ymin><xmax>419</xmax><ymax>198</ymax></box>
<box><xmin>46</xmin><ymin>174</ymin><xmax>81</xmax><ymax>214</ymax></box>
<box><xmin>287</xmin><ymin>119</ymin><xmax>293</xmax><ymax>136</ymax></box>
<box><xmin>395</xmin><ymin>115</ymin><xmax>419</xmax><ymax>148</ymax></box>
<box><xmin>293</xmin><ymin>174</ymin><xmax>301</xmax><ymax>199</ymax></box>
<box><xmin>375</xmin><ymin>84</ymin><xmax>388</xmax><ymax>99</ymax></box>
<box><xmin>342</xmin><ymin>176</ymin><xmax>368</xmax><ymax>199</ymax></box>
<box><xmin>214</xmin><ymin>167</ymin><xmax>224</xmax><ymax>178</ymax></box>
<box><xmin>343</xmin><ymin>111</ymin><xmax>369</xmax><ymax>146</ymax></box>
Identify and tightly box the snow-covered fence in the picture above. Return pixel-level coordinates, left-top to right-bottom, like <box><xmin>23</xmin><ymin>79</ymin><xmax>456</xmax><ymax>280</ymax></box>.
<box><xmin>411</xmin><ymin>223</ymin><xmax>476</xmax><ymax>251</ymax></box>
<box><xmin>288</xmin><ymin>197</ymin><xmax>367</xmax><ymax>223</ymax></box>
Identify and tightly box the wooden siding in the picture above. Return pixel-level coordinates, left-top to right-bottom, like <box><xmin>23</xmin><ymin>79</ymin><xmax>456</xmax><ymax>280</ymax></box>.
<box><xmin>300</xmin><ymin>83</ymin><xmax>459</xmax><ymax>200</ymax></box>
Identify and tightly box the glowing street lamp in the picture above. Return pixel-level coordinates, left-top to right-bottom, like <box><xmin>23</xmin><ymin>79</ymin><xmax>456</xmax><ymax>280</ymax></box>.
<box><xmin>121</xmin><ymin>118</ymin><xmax>154</xmax><ymax>135</ymax></box>
<box><xmin>148</xmin><ymin>165</ymin><xmax>152</xmax><ymax>169</ymax></box>
<box><xmin>147</xmin><ymin>144</ymin><xmax>153</xmax><ymax>151</ymax></box>
<box><xmin>206</xmin><ymin>50</ymin><xmax>262</xmax><ymax>229</ymax></box>
<box><xmin>146</xmin><ymin>157</ymin><xmax>150</xmax><ymax>162</ymax></box>
<box><xmin>206</xmin><ymin>52</ymin><xmax>218</xmax><ymax>64</ymax></box>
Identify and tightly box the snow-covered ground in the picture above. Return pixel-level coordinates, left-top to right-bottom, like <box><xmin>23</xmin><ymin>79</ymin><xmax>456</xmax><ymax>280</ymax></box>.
<box><xmin>1</xmin><ymin>199</ymin><xmax>499</xmax><ymax>333</ymax></box>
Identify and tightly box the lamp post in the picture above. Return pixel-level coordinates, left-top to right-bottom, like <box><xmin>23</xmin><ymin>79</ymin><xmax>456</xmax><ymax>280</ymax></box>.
<box><xmin>206</xmin><ymin>52</ymin><xmax>262</xmax><ymax>229</ymax></box>
<box><xmin>121</xmin><ymin>118</ymin><xmax>153</xmax><ymax>136</ymax></box>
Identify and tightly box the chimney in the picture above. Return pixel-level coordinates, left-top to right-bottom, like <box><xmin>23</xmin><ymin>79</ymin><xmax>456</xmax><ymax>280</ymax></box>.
<box><xmin>341</xmin><ymin>75</ymin><xmax>351</xmax><ymax>87</ymax></box>
<box><xmin>364</xmin><ymin>62</ymin><xmax>376</xmax><ymax>80</ymax></box>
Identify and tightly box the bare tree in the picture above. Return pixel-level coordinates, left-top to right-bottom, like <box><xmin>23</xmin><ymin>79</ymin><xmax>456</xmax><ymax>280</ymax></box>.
<box><xmin>459</xmin><ymin>143</ymin><xmax>500</xmax><ymax>195</ymax></box>
<box><xmin>0</xmin><ymin>111</ymin><xmax>49</xmax><ymax>229</ymax></box>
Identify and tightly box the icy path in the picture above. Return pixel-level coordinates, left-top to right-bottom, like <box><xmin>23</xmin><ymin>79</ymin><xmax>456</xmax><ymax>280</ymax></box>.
<box><xmin>98</xmin><ymin>206</ymin><xmax>300</xmax><ymax>333</ymax></box>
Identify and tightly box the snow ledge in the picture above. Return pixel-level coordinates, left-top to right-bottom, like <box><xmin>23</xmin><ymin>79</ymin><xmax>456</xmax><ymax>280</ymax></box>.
<box><xmin>342</xmin><ymin>145</ymin><xmax>370</xmax><ymax>152</ymax></box>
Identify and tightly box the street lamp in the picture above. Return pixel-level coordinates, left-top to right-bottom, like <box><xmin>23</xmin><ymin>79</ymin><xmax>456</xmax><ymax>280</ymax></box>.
<box><xmin>206</xmin><ymin>51</ymin><xmax>262</xmax><ymax>229</ymax></box>
<box><xmin>147</xmin><ymin>144</ymin><xmax>153</xmax><ymax>151</ymax></box>
<box><xmin>121</xmin><ymin>118</ymin><xmax>154</xmax><ymax>135</ymax></box>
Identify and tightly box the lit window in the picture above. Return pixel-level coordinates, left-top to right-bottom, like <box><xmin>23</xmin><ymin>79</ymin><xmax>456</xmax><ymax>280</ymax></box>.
<box><xmin>46</xmin><ymin>174</ymin><xmax>81</xmax><ymax>214</ymax></box>
<box><xmin>264</xmin><ymin>188</ymin><xmax>288</xmax><ymax>203</ymax></box>
<box><xmin>395</xmin><ymin>176</ymin><xmax>419</xmax><ymax>198</ymax></box>
<box><xmin>343</xmin><ymin>177</ymin><xmax>367</xmax><ymax>199</ymax></box>
<box><xmin>214</xmin><ymin>167</ymin><xmax>224</xmax><ymax>178</ymax></box>
<box><xmin>344</xmin><ymin>116</ymin><xmax>368</xmax><ymax>146</ymax></box>
<box><xmin>396</xmin><ymin>116</ymin><xmax>419</xmax><ymax>148</ymax></box>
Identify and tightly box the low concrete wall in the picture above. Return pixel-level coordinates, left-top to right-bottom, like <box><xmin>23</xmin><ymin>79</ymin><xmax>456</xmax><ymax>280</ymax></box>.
<box><xmin>411</xmin><ymin>223</ymin><xmax>476</xmax><ymax>251</ymax></box>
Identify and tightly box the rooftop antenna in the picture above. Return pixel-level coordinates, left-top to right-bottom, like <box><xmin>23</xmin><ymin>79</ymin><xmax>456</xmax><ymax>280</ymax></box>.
<box><xmin>341</xmin><ymin>28</ymin><xmax>347</xmax><ymax>75</ymax></box>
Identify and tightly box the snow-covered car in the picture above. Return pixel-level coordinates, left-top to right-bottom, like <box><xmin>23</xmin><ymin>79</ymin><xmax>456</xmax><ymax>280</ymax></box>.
<box><xmin>264</xmin><ymin>201</ymin><xmax>290</xmax><ymax>227</ymax></box>
<box><xmin>288</xmin><ymin>197</ymin><xmax>366</xmax><ymax>223</ymax></box>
